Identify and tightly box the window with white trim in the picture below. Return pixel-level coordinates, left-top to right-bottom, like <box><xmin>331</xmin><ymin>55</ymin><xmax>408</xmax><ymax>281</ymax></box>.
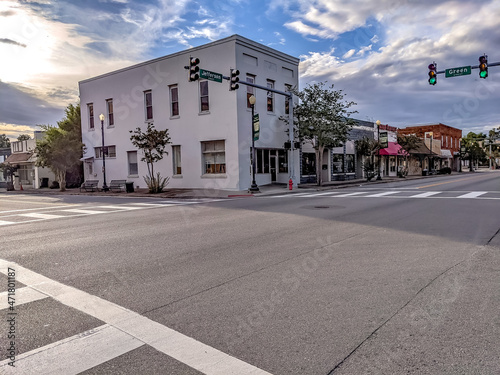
<box><xmin>170</xmin><ymin>85</ymin><xmax>179</xmax><ymax>117</ymax></box>
<box><xmin>172</xmin><ymin>145</ymin><xmax>182</xmax><ymax>175</ymax></box>
<box><xmin>127</xmin><ymin>151</ymin><xmax>138</xmax><ymax>176</ymax></box>
<box><xmin>88</xmin><ymin>103</ymin><xmax>95</xmax><ymax>129</ymax></box>
<box><xmin>201</xmin><ymin>140</ymin><xmax>225</xmax><ymax>174</ymax></box>
<box><xmin>200</xmin><ymin>81</ymin><xmax>209</xmax><ymax>112</ymax></box>
<box><xmin>246</xmin><ymin>74</ymin><xmax>255</xmax><ymax>108</ymax></box>
<box><xmin>267</xmin><ymin>79</ymin><xmax>274</xmax><ymax>112</ymax></box>
<box><xmin>144</xmin><ymin>90</ymin><xmax>153</xmax><ymax>120</ymax></box>
<box><xmin>106</xmin><ymin>99</ymin><xmax>114</xmax><ymax>126</ymax></box>
<box><xmin>95</xmin><ymin>145</ymin><xmax>116</xmax><ymax>158</ymax></box>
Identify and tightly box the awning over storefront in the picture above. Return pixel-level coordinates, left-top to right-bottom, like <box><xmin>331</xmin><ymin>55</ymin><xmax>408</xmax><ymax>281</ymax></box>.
<box><xmin>80</xmin><ymin>156</ymin><xmax>94</xmax><ymax>161</ymax></box>
<box><xmin>379</xmin><ymin>142</ymin><xmax>407</xmax><ymax>156</ymax></box>
<box><xmin>441</xmin><ymin>149</ymin><xmax>452</xmax><ymax>158</ymax></box>
<box><xmin>4</xmin><ymin>152</ymin><xmax>31</xmax><ymax>164</ymax></box>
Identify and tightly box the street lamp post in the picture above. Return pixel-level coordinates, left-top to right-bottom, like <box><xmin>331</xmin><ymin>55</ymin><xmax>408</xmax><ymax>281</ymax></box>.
<box><xmin>376</xmin><ymin>120</ymin><xmax>382</xmax><ymax>180</ymax></box>
<box><xmin>248</xmin><ymin>95</ymin><xmax>259</xmax><ymax>192</ymax></box>
<box><xmin>99</xmin><ymin>113</ymin><xmax>108</xmax><ymax>192</ymax></box>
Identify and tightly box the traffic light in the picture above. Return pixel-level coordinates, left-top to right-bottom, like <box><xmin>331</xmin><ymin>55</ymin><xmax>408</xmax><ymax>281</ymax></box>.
<box><xmin>189</xmin><ymin>57</ymin><xmax>200</xmax><ymax>82</ymax></box>
<box><xmin>229</xmin><ymin>69</ymin><xmax>240</xmax><ymax>90</ymax></box>
<box><xmin>428</xmin><ymin>63</ymin><xmax>437</xmax><ymax>85</ymax></box>
<box><xmin>479</xmin><ymin>55</ymin><xmax>488</xmax><ymax>79</ymax></box>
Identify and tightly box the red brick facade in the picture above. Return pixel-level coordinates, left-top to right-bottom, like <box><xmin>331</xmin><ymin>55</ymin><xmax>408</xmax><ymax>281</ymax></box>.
<box><xmin>397</xmin><ymin>123</ymin><xmax>462</xmax><ymax>154</ymax></box>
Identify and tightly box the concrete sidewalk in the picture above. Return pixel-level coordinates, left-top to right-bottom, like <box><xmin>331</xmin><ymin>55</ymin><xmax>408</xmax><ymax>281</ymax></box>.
<box><xmin>0</xmin><ymin>170</ymin><xmax>485</xmax><ymax>199</ymax></box>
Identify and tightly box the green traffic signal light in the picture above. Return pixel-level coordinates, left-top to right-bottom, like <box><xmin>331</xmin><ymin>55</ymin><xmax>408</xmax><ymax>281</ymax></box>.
<box><xmin>428</xmin><ymin>63</ymin><xmax>437</xmax><ymax>85</ymax></box>
<box><xmin>479</xmin><ymin>55</ymin><xmax>488</xmax><ymax>79</ymax></box>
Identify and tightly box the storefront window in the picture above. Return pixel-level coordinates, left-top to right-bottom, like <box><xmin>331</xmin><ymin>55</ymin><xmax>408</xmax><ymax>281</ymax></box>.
<box><xmin>302</xmin><ymin>153</ymin><xmax>316</xmax><ymax>175</ymax></box>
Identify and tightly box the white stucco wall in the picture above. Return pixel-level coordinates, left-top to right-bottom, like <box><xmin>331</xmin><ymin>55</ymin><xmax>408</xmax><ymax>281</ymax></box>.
<box><xmin>79</xmin><ymin>35</ymin><xmax>299</xmax><ymax>191</ymax></box>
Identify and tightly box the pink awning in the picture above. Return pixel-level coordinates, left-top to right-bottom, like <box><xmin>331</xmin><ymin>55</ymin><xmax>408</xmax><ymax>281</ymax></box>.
<box><xmin>379</xmin><ymin>142</ymin><xmax>407</xmax><ymax>156</ymax></box>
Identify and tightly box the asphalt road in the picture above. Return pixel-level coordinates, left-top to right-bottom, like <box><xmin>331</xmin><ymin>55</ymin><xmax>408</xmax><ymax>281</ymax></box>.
<box><xmin>1</xmin><ymin>171</ymin><xmax>499</xmax><ymax>374</ymax></box>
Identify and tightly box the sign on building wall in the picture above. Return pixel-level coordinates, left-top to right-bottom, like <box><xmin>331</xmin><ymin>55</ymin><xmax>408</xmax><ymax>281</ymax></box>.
<box><xmin>379</xmin><ymin>131</ymin><xmax>389</xmax><ymax>149</ymax></box>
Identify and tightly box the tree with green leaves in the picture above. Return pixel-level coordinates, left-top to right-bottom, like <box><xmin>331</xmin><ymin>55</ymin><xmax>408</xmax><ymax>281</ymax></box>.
<box><xmin>0</xmin><ymin>134</ymin><xmax>10</xmax><ymax>148</ymax></box>
<box><xmin>461</xmin><ymin>132</ymin><xmax>487</xmax><ymax>171</ymax></box>
<box><xmin>35</xmin><ymin>103</ymin><xmax>84</xmax><ymax>191</ymax></box>
<box><xmin>283</xmin><ymin>82</ymin><xmax>357</xmax><ymax>186</ymax></box>
<box><xmin>355</xmin><ymin>136</ymin><xmax>380</xmax><ymax>180</ymax></box>
<box><xmin>129</xmin><ymin>123</ymin><xmax>171</xmax><ymax>193</ymax></box>
<box><xmin>17</xmin><ymin>134</ymin><xmax>31</xmax><ymax>141</ymax></box>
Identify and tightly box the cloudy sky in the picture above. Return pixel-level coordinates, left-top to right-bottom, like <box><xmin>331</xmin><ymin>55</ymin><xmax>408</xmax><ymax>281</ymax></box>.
<box><xmin>1</xmin><ymin>0</ymin><xmax>499</xmax><ymax>140</ymax></box>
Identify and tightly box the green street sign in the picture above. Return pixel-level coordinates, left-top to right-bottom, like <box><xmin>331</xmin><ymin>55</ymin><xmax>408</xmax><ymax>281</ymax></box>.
<box><xmin>445</xmin><ymin>66</ymin><xmax>471</xmax><ymax>78</ymax></box>
<box><xmin>379</xmin><ymin>131</ymin><xmax>388</xmax><ymax>149</ymax></box>
<box><xmin>199</xmin><ymin>69</ymin><xmax>222</xmax><ymax>83</ymax></box>
<box><xmin>253</xmin><ymin>114</ymin><xmax>260</xmax><ymax>141</ymax></box>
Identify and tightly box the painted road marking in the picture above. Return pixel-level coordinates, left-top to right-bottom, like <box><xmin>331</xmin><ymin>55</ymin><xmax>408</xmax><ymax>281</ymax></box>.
<box><xmin>365</xmin><ymin>191</ymin><xmax>402</xmax><ymax>197</ymax></box>
<box><xmin>334</xmin><ymin>192</ymin><xmax>366</xmax><ymax>197</ymax></box>
<box><xmin>0</xmin><ymin>286</ymin><xmax>48</xmax><ymax>307</ymax></box>
<box><xmin>300</xmin><ymin>192</ymin><xmax>339</xmax><ymax>197</ymax></box>
<box><xmin>0</xmin><ymin>324</ymin><xmax>144</xmax><ymax>375</ymax></box>
<box><xmin>416</xmin><ymin>177</ymin><xmax>477</xmax><ymax>189</ymax></box>
<box><xmin>18</xmin><ymin>213</ymin><xmax>66</xmax><ymax>219</ymax></box>
<box><xmin>97</xmin><ymin>205</ymin><xmax>144</xmax><ymax>210</ymax></box>
<box><xmin>0</xmin><ymin>220</ymin><xmax>16</xmax><ymax>226</ymax></box>
<box><xmin>61</xmin><ymin>209</ymin><xmax>110</xmax><ymax>215</ymax></box>
<box><xmin>0</xmin><ymin>204</ymin><xmax>81</xmax><ymax>214</ymax></box>
<box><xmin>457</xmin><ymin>191</ymin><xmax>488</xmax><ymax>198</ymax></box>
<box><xmin>410</xmin><ymin>192</ymin><xmax>442</xmax><ymax>198</ymax></box>
<box><xmin>0</xmin><ymin>260</ymin><xmax>272</xmax><ymax>375</ymax></box>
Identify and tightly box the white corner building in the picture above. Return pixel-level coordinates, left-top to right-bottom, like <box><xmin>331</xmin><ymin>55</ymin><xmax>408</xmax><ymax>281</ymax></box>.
<box><xmin>79</xmin><ymin>35</ymin><xmax>300</xmax><ymax>191</ymax></box>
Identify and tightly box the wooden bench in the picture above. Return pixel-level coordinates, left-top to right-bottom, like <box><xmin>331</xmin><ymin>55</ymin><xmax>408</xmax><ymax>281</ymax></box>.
<box><xmin>80</xmin><ymin>180</ymin><xmax>99</xmax><ymax>192</ymax></box>
<box><xmin>109</xmin><ymin>180</ymin><xmax>127</xmax><ymax>193</ymax></box>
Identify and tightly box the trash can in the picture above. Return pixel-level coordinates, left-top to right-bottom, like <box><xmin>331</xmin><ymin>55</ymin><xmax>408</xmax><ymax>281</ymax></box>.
<box><xmin>422</xmin><ymin>169</ymin><xmax>428</xmax><ymax>176</ymax></box>
<box><xmin>125</xmin><ymin>182</ymin><xmax>134</xmax><ymax>193</ymax></box>
<box><xmin>40</xmin><ymin>178</ymin><xmax>49</xmax><ymax>188</ymax></box>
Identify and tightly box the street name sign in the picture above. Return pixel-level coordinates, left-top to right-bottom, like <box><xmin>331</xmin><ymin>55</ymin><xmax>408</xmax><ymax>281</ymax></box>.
<box><xmin>445</xmin><ymin>66</ymin><xmax>471</xmax><ymax>78</ymax></box>
<box><xmin>199</xmin><ymin>69</ymin><xmax>222</xmax><ymax>83</ymax></box>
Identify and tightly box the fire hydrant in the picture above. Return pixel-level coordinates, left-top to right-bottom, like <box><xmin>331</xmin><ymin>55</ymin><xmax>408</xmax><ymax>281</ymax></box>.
<box><xmin>288</xmin><ymin>178</ymin><xmax>293</xmax><ymax>190</ymax></box>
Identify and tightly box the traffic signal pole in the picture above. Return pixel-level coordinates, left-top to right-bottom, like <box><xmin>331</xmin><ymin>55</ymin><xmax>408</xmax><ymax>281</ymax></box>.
<box><xmin>222</xmin><ymin>76</ymin><xmax>297</xmax><ymax>186</ymax></box>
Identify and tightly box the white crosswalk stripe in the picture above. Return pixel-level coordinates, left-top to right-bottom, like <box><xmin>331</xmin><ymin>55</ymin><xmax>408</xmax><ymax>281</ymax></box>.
<box><xmin>410</xmin><ymin>191</ymin><xmax>442</xmax><ymax>198</ymax></box>
<box><xmin>0</xmin><ymin>198</ymin><xmax>227</xmax><ymax>227</ymax></box>
<box><xmin>457</xmin><ymin>191</ymin><xmax>488</xmax><ymax>198</ymax></box>
<box><xmin>364</xmin><ymin>191</ymin><xmax>402</xmax><ymax>197</ymax></box>
<box><xmin>264</xmin><ymin>190</ymin><xmax>500</xmax><ymax>200</ymax></box>
<box><xmin>0</xmin><ymin>260</ymin><xmax>272</xmax><ymax>375</ymax></box>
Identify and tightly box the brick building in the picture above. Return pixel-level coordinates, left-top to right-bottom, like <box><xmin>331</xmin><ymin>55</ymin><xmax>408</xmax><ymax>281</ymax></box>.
<box><xmin>398</xmin><ymin>123</ymin><xmax>462</xmax><ymax>154</ymax></box>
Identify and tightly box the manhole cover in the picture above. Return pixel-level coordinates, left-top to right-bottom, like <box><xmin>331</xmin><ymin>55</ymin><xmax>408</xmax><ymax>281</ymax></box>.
<box><xmin>314</xmin><ymin>205</ymin><xmax>330</xmax><ymax>209</ymax></box>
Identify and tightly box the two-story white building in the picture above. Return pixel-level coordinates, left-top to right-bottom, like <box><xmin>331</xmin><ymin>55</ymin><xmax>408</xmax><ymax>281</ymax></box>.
<box><xmin>79</xmin><ymin>35</ymin><xmax>300</xmax><ymax>191</ymax></box>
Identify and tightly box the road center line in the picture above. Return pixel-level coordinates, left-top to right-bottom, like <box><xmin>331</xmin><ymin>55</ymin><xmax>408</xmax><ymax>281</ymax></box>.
<box><xmin>0</xmin><ymin>260</ymin><xmax>272</xmax><ymax>375</ymax></box>
<box><xmin>416</xmin><ymin>177</ymin><xmax>477</xmax><ymax>189</ymax></box>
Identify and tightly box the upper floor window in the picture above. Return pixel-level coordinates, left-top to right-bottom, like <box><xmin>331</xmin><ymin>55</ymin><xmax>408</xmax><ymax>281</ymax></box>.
<box><xmin>88</xmin><ymin>103</ymin><xmax>94</xmax><ymax>130</ymax></box>
<box><xmin>95</xmin><ymin>145</ymin><xmax>116</xmax><ymax>158</ymax></box>
<box><xmin>106</xmin><ymin>99</ymin><xmax>114</xmax><ymax>126</ymax></box>
<box><xmin>246</xmin><ymin>74</ymin><xmax>255</xmax><ymax>108</ymax></box>
<box><xmin>144</xmin><ymin>90</ymin><xmax>153</xmax><ymax>120</ymax></box>
<box><xmin>12</xmin><ymin>141</ymin><xmax>23</xmax><ymax>152</ymax></box>
<box><xmin>200</xmin><ymin>81</ymin><xmax>209</xmax><ymax>112</ymax></box>
<box><xmin>170</xmin><ymin>85</ymin><xmax>179</xmax><ymax>117</ymax></box>
<box><xmin>267</xmin><ymin>80</ymin><xmax>274</xmax><ymax>112</ymax></box>
<box><xmin>285</xmin><ymin>84</ymin><xmax>292</xmax><ymax>115</ymax></box>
